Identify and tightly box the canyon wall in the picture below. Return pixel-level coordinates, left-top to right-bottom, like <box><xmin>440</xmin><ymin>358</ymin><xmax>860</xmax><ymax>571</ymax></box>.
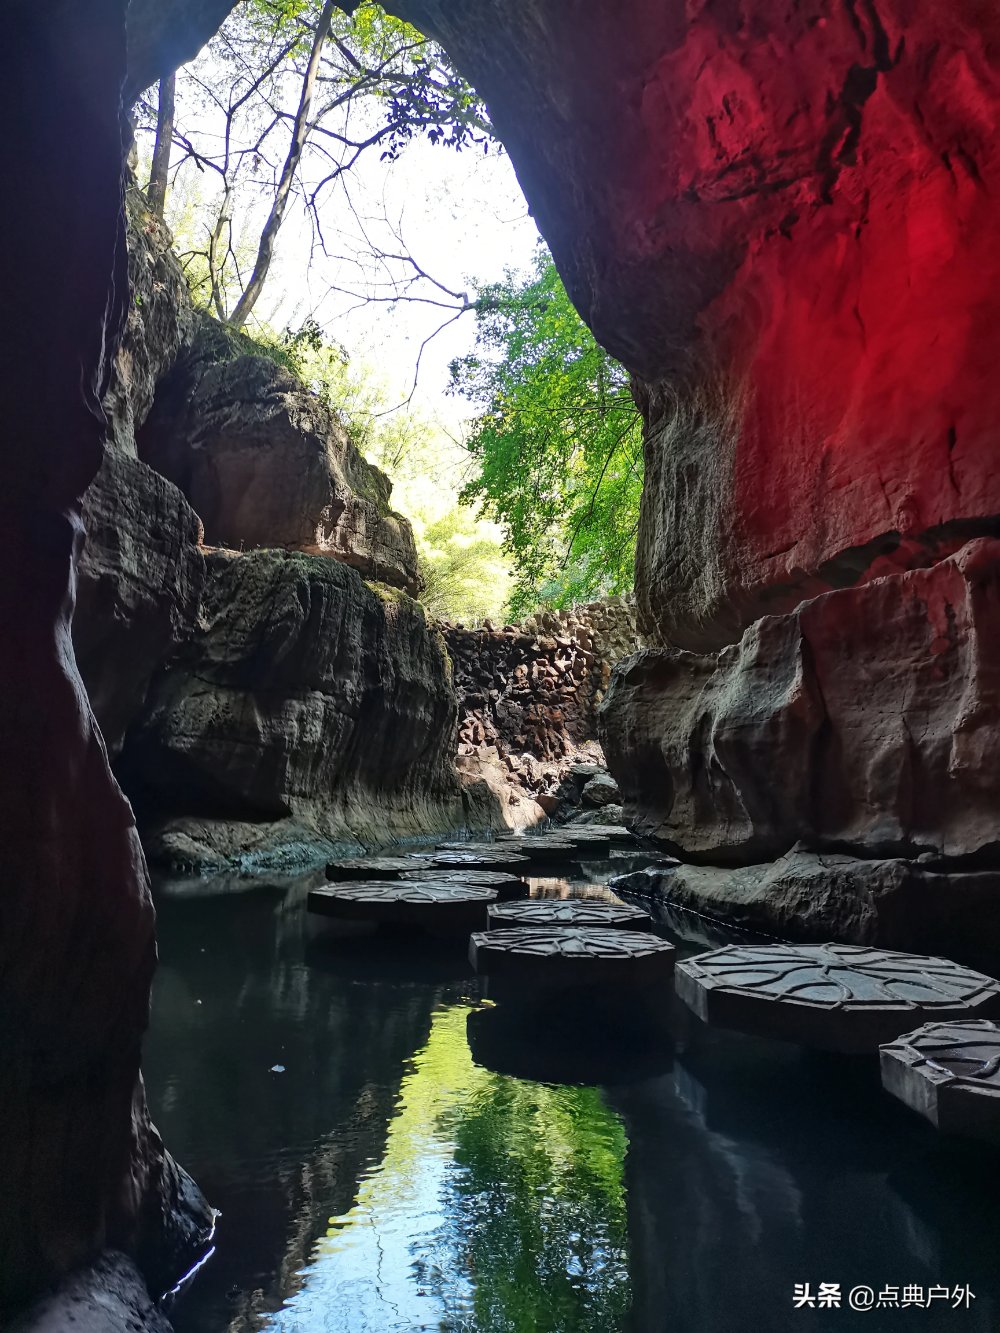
<box><xmin>0</xmin><ymin>0</ymin><xmax>232</xmax><ymax>1315</ymax></box>
<box><xmin>70</xmin><ymin>191</ymin><xmax>464</xmax><ymax>875</ymax></box>
<box><xmin>386</xmin><ymin>0</ymin><xmax>1000</xmax><ymax>952</ymax></box>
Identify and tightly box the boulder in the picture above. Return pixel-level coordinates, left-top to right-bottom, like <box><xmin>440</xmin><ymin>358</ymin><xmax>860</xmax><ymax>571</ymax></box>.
<box><xmin>76</xmin><ymin>449</ymin><xmax>205</xmax><ymax>755</ymax></box>
<box><xmin>582</xmin><ymin>772</ymin><xmax>620</xmax><ymax>808</ymax></box>
<box><xmin>601</xmin><ymin>541</ymin><xmax>1000</xmax><ymax>865</ymax></box>
<box><xmin>118</xmin><ymin>550</ymin><xmax>462</xmax><ymax>868</ymax></box>
<box><xmin>138</xmin><ymin>320</ymin><xmax>420</xmax><ymax>594</ymax></box>
<box><xmin>9</xmin><ymin>1252</ymin><xmax>171</xmax><ymax>1333</ymax></box>
<box><xmin>612</xmin><ymin>851</ymin><xmax>1000</xmax><ymax>967</ymax></box>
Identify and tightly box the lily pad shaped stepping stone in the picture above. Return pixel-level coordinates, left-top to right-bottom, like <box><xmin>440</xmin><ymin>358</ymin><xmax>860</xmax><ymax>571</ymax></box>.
<box><xmin>326</xmin><ymin>856</ymin><xmax>426</xmax><ymax>882</ymax></box>
<box><xmin>428</xmin><ymin>849</ymin><xmax>530</xmax><ymax>872</ymax></box>
<box><xmin>401</xmin><ymin>867</ymin><xmax>528</xmax><ymax>899</ymax></box>
<box><xmin>309</xmin><ymin>881</ymin><xmax>497</xmax><ymax>932</ymax></box>
<box><xmin>487</xmin><ymin>899</ymin><xmax>652</xmax><ymax>931</ymax></box>
<box><xmin>880</xmin><ymin>1020</ymin><xmax>1000</xmax><ymax>1142</ymax></box>
<box><xmin>676</xmin><ymin>943</ymin><xmax>1000</xmax><ymax>1054</ymax></box>
<box><xmin>470</xmin><ymin>926</ymin><xmax>675</xmax><ymax>990</ymax></box>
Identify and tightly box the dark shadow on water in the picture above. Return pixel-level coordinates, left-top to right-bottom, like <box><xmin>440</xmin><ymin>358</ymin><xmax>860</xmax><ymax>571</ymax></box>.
<box><xmin>467</xmin><ymin>1000</ymin><xmax>674</xmax><ymax>1087</ymax></box>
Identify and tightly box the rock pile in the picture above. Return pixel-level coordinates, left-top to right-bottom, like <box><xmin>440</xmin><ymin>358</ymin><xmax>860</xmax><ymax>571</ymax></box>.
<box><xmin>441</xmin><ymin>600</ymin><xmax>638</xmax><ymax>824</ymax></box>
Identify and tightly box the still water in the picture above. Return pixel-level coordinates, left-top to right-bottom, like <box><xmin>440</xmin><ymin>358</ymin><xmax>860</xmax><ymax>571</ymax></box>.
<box><xmin>145</xmin><ymin>862</ymin><xmax>1000</xmax><ymax>1333</ymax></box>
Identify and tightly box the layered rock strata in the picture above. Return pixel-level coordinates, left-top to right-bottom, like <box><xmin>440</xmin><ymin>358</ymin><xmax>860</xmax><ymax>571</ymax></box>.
<box><xmin>138</xmin><ymin>317</ymin><xmax>420</xmax><ymax>595</ymax></box>
<box><xmin>118</xmin><ymin>551</ymin><xmax>463</xmax><ymax>872</ymax></box>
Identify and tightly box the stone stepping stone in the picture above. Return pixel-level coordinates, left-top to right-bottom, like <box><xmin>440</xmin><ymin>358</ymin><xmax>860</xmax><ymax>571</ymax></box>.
<box><xmin>470</xmin><ymin>925</ymin><xmax>675</xmax><ymax>991</ymax></box>
<box><xmin>487</xmin><ymin>899</ymin><xmax>652</xmax><ymax>931</ymax></box>
<box><xmin>564</xmin><ymin>824</ymin><xmax>641</xmax><ymax>848</ymax></box>
<box><xmin>425</xmin><ymin>849</ymin><xmax>530</xmax><ymax>872</ymax></box>
<box><xmin>308</xmin><ymin>881</ymin><xmax>497</xmax><ymax>933</ymax></box>
<box><xmin>400</xmin><ymin>867</ymin><xmax>528</xmax><ymax>899</ymax></box>
<box><xmin>676</xmin><ymin>943</ymin><xmax>1000</xmax><ymax>1054</ymax></box>
<box><xmin>326</xmin><ymin>856</ymin><xmax>428</xmax><ymax>882</ymax></box>
<box><xmin>495</xmin><ymin>838</ymin><xmax>583</xmax><ymax>865</ymax></box>
<box><xmin>880</xmin><ymin>1020</ymin><xmax>1000</xmax><ymax>1142</ymax></box>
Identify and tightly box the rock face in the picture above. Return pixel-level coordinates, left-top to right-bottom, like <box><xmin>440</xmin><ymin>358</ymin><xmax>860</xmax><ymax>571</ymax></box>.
<box><xmin>118</xmin><ymin>551</ymin><xmax>463</xmax><ymax>870</ymax></box>
<box><xmin>602</xmin><ymin>541</ymin><xmax>1000</xmax><ymax>866</ymax></box>
<box><xmin>615</xmin><ymin>853</ymin><xmax>1000</xmax><ymax>970</ymax></box>
<box><xmin>139</xmin><ymin>317</ymin><xmax>420</xmax><ymax>595</ymax></box>
<box><xmin>76</xmin><ymin>449</ymin><xmax>205</xmax><ymax>755</ymax></box>
<box><xmin>443</xmin><ymin>599</ymin><xmax>639</xmax><ymax>826</ymax></box>
<box><xmin>386</xmin><ymin>0</ymin><xmax>1000</xmax><ymax>652</ymax></box>
<box><xmin>0</xmin><ymin>0</ymin><xmax>219</xmax><ymax>1317</ymax></box>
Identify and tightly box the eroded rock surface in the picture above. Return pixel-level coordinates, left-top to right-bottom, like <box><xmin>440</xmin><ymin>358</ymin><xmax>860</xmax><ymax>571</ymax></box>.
<box><xmin>602</xmin><ymin>541</ymin><xmax>1000</xmax><ymax>866</ymax></box>
<box><xmin>76</xmin><ymin>448</ymin><xmax>205</xmax><ymax>755</ymax></box>
<box><xmin>615</xmin><ymin>853</ymin><xmax>1000</xmax><ymax>969</ymax></box>
<box><xmin>119</xmin><ymin>550</ymin><xmax>463</xmax><ymax>870</ymax></box>
<box><xmin>139</xmin><ymin>317</ymin><xmax>420</xmax><ymax>594</ymax></box>
<box><xmin>386</xmin><ymin>0</ymin><xmax>1000</xmax><ymax>651</ymax></box>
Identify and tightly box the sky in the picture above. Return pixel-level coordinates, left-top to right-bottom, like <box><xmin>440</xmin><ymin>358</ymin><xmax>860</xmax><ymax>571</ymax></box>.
<box><xmin>149</xmin><ymin>15</ymin><xmax>544</xmax><ymax>433</ymax></box>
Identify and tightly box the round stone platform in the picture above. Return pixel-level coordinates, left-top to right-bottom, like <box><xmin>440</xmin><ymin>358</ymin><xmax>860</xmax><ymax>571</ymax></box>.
<box><xmin>401</xmin><ymin>867</ymin><xmax>528</xmax><ymax>899</ymax></box>
<box><xmin>470</xmin><ymin>926</ymin><xmax>675</xmax><ymax>992</ymax></box>
<box><xmin>326</xmin><ymin>856</ymin><xmax>428</xmax><ymax>882</ymax></box>
<box><xmin>487</xmin><ymin>899</ymin><xmax>652</xmax><ymax>931</ymax></box>
<box><xmin>426</xmin><ymin>849</ymin><xmax>530</xmax><ymax>873</ymax></box>
<box><xmin>880</xmin><ymin>1020</ymin><xmax>1000</xmax><ymax>1142</ymax></box>
<box><xmin>676</xmin><ymin>943</ymin><xmax>1000</xmax><ymax>1054</ymax></box>
<box><xmin>437</xmin><ymin>838</ymin><xmax>581</xmax><ymax>865</ymax></box>
<box><xmin>308</xmin><ymin>881</ymin><xmax>497</xmax><ymax>933</ymax></box>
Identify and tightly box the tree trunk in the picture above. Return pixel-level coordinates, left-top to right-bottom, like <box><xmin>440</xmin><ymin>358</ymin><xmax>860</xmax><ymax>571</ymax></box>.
<box><xmin>147</xmin><ymin>72</ymin><xmax>175</xmax><ymax>217</ymax></box>
<box><xmin>227</xmin><ymin>0</ymin><xmax>338</xmax><ymax>329</ymax></box>
<box><xmin>0</xmin><ymin>0</ymin><xmax>210</xmax><ymax>1315</ymax></box>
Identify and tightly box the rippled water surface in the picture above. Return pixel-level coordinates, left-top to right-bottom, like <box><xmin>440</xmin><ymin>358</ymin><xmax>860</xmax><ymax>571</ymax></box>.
<box><xmin>144</xmin><ymin>860</ymin><xmax>1000</xmax><ymax>1333</ymax></box>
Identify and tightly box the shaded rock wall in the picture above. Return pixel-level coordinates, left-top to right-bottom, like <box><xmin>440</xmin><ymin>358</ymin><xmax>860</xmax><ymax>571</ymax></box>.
<box><xmin>77</xmin><ymin>449</ymin><xmax>205</xmax><ymax>755</ymax></box>
<box><xmin>119</xmin><ymin>552</ymin><xmax>463</xmax><ymax>872</ymax></box>
<box><xmin>0</xmin><ymin>0</ymin><xmax>214</xmax><ymax>1316</ymax></box>
<box><xmin>139</xmin><ymin>315</ymin><xmax>421</xmax><ymax>596</ymax></box>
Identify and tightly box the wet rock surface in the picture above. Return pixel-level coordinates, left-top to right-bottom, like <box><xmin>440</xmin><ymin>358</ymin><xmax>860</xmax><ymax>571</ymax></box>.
<box><xmin>118</xmin><ymin>551</ymin><xmax>463</xmax><ymax>870</ymax></box>
<box><xmin>9</xmin><ymin>1252</ymin><xmax>172</xmax><ymax>1333</ymax></box>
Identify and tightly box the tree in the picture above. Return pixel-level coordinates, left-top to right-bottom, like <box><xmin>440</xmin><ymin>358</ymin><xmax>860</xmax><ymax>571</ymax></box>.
<box><xmin>134</xmin><ymin>0</ymin><xmax>492</xmax><ymax>328</ymax></box>
<box><xmin>451</xmin><ymin>248</ymin><xmax>643</xmax><ymax>617</ymax></box>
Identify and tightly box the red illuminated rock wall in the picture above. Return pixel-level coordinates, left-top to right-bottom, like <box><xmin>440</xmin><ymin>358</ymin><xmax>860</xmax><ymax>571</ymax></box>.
<box><xmin>386</xmin><ymin>0</ymin><xmax>1000</xmax><ymax>650</ymax></box>
<box><xmin>385</xmin><ymin>0</ymin><xmax>1000</xmax><ymax>947</ymax></box>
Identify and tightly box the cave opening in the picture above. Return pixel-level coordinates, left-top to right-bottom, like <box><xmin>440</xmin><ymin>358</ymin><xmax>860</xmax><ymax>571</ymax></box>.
<box><xmin>4</xmin><ymin>1</ymin><xmax>1000</xmax><ymax>1330</ymax></box>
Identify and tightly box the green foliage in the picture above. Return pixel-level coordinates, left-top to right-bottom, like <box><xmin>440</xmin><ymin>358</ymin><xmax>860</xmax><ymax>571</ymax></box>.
<box><xmin>415</xmin><ymin>508</ymin><xmax>512</xmax><ymax>624</ymax></box>
<box><xmin>451</xmin><ymin>248</ymin><xmax>642</xmax><ymax>618</ymax></box>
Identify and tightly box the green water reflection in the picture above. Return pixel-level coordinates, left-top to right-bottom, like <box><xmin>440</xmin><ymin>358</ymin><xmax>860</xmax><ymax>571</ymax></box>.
<box><xmin>265</xmin><ymin>1002</ymin><xmax>629</xmax><ymax>1332</ymax></box>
